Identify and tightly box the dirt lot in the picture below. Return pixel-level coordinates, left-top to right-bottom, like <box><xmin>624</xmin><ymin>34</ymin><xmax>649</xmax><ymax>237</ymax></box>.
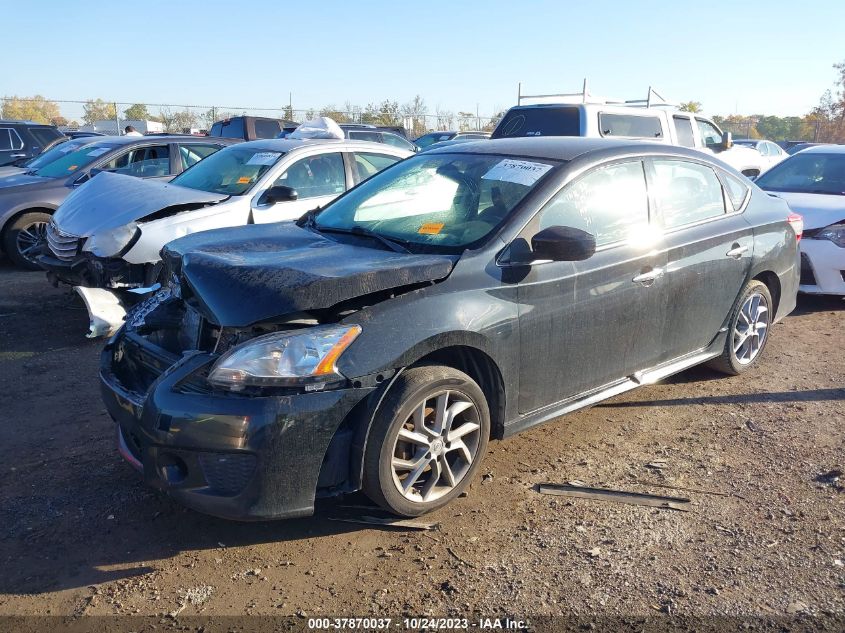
<box><xmin>0</xmin><ymin>260</ymin><xmax>843</xmax><ymax>630</ymax></box>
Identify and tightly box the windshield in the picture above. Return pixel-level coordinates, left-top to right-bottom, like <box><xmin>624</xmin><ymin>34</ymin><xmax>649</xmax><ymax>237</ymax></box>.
<box><xmin>33</xmin><ymin>143</ymin><xmax>119</xmax><ymax>178</ymax></box>
<box><xmin>755</xmin><ymin>153</ymin><xmax>845</xmax><ymax>195</ymax></box>
<box><xmin>26</xmin><ymin>139</ymin><xmax>93</xmax><ymax>169</ymax></box>
<box><xmin>415</xmin><ymin>133</ymin><xmax>455</xmax><ymax>148</ymax></box>
<box><xmin>314</xmin><ymin>152</ymin><xmax>559</xmax><ymax>252</ymax></box>
<box><xmin>170</xmin><ymin>146</ymin><xmax>285</xmax><ymax>195</ymax></box>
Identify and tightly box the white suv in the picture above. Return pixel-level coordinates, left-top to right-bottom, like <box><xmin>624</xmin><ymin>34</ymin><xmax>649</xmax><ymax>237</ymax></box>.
<box><xmin>492</xmin><ymin>86</ymin><xmax>764</xmax><ymax>177</ymax></box>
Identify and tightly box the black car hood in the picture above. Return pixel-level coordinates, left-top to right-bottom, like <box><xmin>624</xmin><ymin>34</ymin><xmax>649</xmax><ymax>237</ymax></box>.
<box><xmin>163</xmin><ymin>222</ymin><xmax>457</xmax><ymax>327</ymax></box>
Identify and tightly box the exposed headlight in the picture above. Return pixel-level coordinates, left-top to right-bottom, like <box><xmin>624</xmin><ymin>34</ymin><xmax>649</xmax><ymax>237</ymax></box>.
<box><xmin>816</xmin><ymin>223</ymin><xmax>845</xmax><ymax>247</ymax></box>
<box><xmin>207</xmin><ymin>324</ymin><xmax>362</xmax><ymax>391</ymax></box>
<box><xmin>84</xmin><ymin>223</ymin><xmax>140</xmax><ymax>257</ymax></box>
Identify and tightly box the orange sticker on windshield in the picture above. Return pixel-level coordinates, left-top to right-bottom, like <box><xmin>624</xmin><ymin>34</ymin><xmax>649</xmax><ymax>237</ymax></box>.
<box><xmin>419</xmin><ymin>222</ymin><xmax>444</xmax><ymax>235</ymax></box>
<box><xmin>237</xmin><ymin>176</ymin><xmax>251</xmax><ymax>184</ymax></box>
<box><xmin>68</xmin><ymin>165</ymin><xmax>78</xmax><ymax>171</ymax></box>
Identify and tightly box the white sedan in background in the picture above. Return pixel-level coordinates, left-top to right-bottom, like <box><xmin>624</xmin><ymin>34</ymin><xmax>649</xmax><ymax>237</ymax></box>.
<box><xmin>734</xmin><ymin>139</ymin><xmax>788</xmax><ymax>174</ymax></box>
<box><xmin>755</xmin><ymin>145</ymin><xmax>845</xmax><ymax>295</ymax></box>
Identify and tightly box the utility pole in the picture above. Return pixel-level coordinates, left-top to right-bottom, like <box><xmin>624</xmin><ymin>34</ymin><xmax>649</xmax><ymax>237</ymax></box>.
<box><xmin>114</xmin><ymin>101</ymin><xmax>120</xmax><ymax>135</ymax></box>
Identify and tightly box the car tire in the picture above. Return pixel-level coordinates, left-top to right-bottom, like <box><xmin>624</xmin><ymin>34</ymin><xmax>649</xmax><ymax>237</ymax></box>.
<box><xmin>707</xmin><ymin>280</ymin><xmax>773</xmax><ymax>375</ymax></box>
<box><xmin>363</xmin><ymin>365</ymin><xmax>490</xmax><ymax>517</ymax></box>
<box><xmin>3</xmin><ymin>211</ymin><xmax>51</xmax><ymax>270</ymax></box>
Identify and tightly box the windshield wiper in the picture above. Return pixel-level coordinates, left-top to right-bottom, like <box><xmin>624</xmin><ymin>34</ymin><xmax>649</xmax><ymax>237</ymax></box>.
<box><xmin>316</xmin><ymin>225</ymin><xmax>411</xmax><ymax>254</ymax></box>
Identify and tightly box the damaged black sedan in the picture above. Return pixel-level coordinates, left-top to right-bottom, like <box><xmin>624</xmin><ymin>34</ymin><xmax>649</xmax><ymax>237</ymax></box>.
<box><xmin>101</xmin><ymin>138</ymin><xmax>800</xmax><ymax>520</ymax></box>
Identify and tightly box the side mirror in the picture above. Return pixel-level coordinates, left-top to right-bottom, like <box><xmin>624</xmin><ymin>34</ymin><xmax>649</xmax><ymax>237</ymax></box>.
<box><xmin>260</xmin><ymin>185</ymin><xmax>298</xmax><ymax>205</ymax></box>
<box><xmin>531</xmin><ymin>226</ymin><xmax>596</xmax><ymax>262</ymax></box>
<box><xmin>721</xmin><ymin>131</ymin><xmax>733</xmax><ymax>150</ymax></box>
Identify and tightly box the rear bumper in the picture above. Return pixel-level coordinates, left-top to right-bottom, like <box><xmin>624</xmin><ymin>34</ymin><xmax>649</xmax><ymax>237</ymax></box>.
<box><xmin>799</xmin><ymin>238</ymin><xmax>845</xmax><ymax>295</ymax></box>
<box><xmin>100</xmin><ymin>331</ymin><xmax>374</xmax><ymax>520</ymax></box>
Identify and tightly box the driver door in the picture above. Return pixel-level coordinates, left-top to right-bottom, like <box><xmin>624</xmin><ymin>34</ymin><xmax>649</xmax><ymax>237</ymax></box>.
<box><xmin>250</xmin><ymin>152</ymin><xmax>346</xmax><ymax>223</ymax></box>
<box><xmin>515</xmin><ymin>160</ymin><xmax>668</xmax><ymax>413</ymax></box>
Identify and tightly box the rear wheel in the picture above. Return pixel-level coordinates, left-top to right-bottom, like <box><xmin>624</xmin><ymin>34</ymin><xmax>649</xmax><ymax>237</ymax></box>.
<box><xmin>363</xmin><ymin>366</ymin><xmax>490</xmax><ymax>517</ymax></box>
<box><xmin>3</xmin><ymin>211</ymin><xmax>51</xmax><ymax>270</ymax></box>
<box><xmin>708</xmin><ymin>280</ymin><xmax>773</xmax><ymax>375</ymax></box>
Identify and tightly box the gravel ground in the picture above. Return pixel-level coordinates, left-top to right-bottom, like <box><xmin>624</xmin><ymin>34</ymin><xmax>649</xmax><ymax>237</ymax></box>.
<box><xmin>0</xmin><ymin>261</ymin><xmax>843</xmax><ymax>632</ymax></box>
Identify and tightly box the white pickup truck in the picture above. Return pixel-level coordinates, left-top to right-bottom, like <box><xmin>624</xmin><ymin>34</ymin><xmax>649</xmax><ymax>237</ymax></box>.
<box><xmin>491</xmin><ymin>86</ymin><xmax>764</xmax><ymax>177</ymax></box>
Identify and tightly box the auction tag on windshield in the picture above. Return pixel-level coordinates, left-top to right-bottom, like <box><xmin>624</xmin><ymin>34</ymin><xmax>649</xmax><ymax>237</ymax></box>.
<box><xmin>237</xmin><ymin>176</ymin><xmax>251</xmax><ymax>184</ymax></box>
<box><xmin>246</xmin><ymin>152</ymin><xmax>282</xmax><ymax>166</ymax></box>
<box><xmin>419</xmin><ymin>222</ymin><xmax>444</xmax><ymax>235</ymax></box>
<box><xmin>87</xmin><ymin>147</ymin><xmax>110</xmax><ymax>157</ymax></box>
<box><xmin>68</xmin><ymin>164</ymin><xmax>78</xmax><ymax>171</ymax></box>
<box><xmin>482</xmin><ymin>159</ymin><xmax>552</xmax><ymax>187</ymax></box>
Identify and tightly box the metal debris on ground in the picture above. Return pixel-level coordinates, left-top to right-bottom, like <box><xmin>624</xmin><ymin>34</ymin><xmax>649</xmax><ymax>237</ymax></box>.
<box><xmin>537</xmin><ymin>483</ymin><xmax>691</xmax><ymax>511</ymax></box>
<box><xmin>329</xmin><ymin>516</ymin><xmax>439</xmax><ymax>530</ymax></box>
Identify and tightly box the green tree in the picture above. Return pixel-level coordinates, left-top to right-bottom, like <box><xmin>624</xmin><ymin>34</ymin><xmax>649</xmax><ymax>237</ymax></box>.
<box><xmin>82</xmin><ymin>99</ymin><xmax>117</xmax><ymax>125</ymax></box>
<box><xmin>158</xmin><ymin>107</ymin><xmax>198</xmax><ymax>133</ymax></box>
<box><xmin>318</xmin><ymin>104</ymin><xmax>349</xmax><ymax>123</ymax></box>
<box><xmin>283</xmin><ymin>104</ymin><xmax>295</xmax><ymax>121</ymax></box>
<box><xmin>1</xmin><ymin>95</ymin><xmax>61</xmax><ymax>124</ymax></box>
<box><xmin>679</xmin><ymin>101</ymin><xmax>702</xmax><ymax>113</ymax></box>
<box><xmin>123</xmin><ymin>103</ymin><xmax>151</xmax><ymax>120</ymax></box>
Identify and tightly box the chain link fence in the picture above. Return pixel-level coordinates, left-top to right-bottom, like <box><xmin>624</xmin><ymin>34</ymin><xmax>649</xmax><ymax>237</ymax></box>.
<box><xmin>0</xmin><ymin>97</ymin><xmax>500</xmax><ymax>137</ymax></box>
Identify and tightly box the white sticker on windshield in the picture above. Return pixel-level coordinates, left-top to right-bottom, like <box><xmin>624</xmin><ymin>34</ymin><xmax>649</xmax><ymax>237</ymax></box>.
<box><xmin>482</xmin><ymin>159</ymin><xmax>552</xmax><ymax>187</ymax></box>
<box><xmin>246</xmin><ymin>152</ymin><xmax>282</xmax><ymax>166</ymax></box>
<box><xmin>60</xmin><ymin>144</ymin><xmax>77</xmax><ymax>153</ymax></box>
<box><xmin>87</xmin><ymin>147</ymin><xmax>110</xmax><ymax>157</ymax></box>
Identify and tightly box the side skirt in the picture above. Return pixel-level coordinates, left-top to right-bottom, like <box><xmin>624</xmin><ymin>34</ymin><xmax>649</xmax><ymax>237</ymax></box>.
<box><xmin>502</xmin><ymin>340</ymin><xmax>724</xmax><ymax>439</ymax></box>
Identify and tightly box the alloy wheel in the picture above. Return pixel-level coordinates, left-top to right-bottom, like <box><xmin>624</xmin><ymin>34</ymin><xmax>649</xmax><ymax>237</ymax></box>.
<box><xmin>733</xmin><ymin>292</ymin><xmax>769</xmax><ymax>365</ymax></box>
<box><xmin>390</xmin><ymin>390</ymin><xmax>481</xmax><ymax>503</ymax></box>
<box><xmin>16</xmin><ymin>221</ymin><xmax>47</xmax><ymax>263</ymax></box>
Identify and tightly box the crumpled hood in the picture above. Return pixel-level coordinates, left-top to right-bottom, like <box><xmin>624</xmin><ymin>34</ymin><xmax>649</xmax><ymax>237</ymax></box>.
<box><xmin>163</xmin><ymin>222</ymin><xmax>457</xmax><ymax>327</ymax></box>
<box><xmin>54</xmin><ymin>172</ymin><xmax>229</xmax><ymax>236</ymax></box>
<box><xmin>0</xmin><ymin>172</ymin><xmax>53</xmax><ymax>191</ymax></box>
<box><xmin>767</xmin><ymin>191</ymin><xmax>845</xmax><ymax>230</ymax></box>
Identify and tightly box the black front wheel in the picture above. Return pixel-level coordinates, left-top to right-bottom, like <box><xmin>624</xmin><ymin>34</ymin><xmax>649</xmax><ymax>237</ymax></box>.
<box><xmin>3</xmin><ymin>211</ymin><xmax>51</xmax><ymax>270</ymax></box>
<box><xmin>363</xmin><ymin>366</ymin><xmax>490</xmax><ymax>517</ymax></box>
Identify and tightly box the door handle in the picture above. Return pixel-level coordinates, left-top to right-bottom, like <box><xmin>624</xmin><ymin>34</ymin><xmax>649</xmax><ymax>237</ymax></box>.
<box><xmin>9</xmin><ymin>153</ymin><xmax>26</xmax><ymax>158</ymax></box>
<box><xmin>726</xmin><ymin>244</ymin><xmax>748</xmax><ymax>259</ymax></box>
<box><xmin>632</xmin><ymin>267</ymin><xmax>664</xmax><ymax>285</ymax></box>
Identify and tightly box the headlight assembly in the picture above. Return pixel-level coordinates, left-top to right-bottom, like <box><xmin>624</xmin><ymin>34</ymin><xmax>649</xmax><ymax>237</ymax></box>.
<box><xmin>207</xmin><ymin>324</ymin><xmax>362</xmax><ymax>391</ymax></box>
<box><xmin>816</xmin><ymin>223</ymin><xmax>845</xmax><ymax>248</ymax></box>
<box><xmin>84</xmin><ymin>223</ymin><xmax>140</xmax><ymax>258</ymax></box>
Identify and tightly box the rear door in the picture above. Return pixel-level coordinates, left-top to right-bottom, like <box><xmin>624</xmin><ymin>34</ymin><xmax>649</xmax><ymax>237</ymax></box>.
<box><xmin>646</xmin><ymin>158</ymin><xmax>753</xmax><ymax>362</ymax></box>
<box><xmin>515</xmin><ymin>159</ymin><xmax>667</xmax><ymax>413</ymax></box>
<box><xmin>250</xmin><ymin>151</ymin><xmax>347</xmax><ymax>223</ymax></box>
<box><xmin>0</xmin><ymin>127</ymin><xmax>26</xmax><ymax>166</ymax></box>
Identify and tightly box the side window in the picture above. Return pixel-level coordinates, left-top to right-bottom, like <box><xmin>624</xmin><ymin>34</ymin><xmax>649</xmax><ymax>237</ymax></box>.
<box><xmin>673</xmin><ymin>116</ymin><xmax>696</xmax><ymax>147</ymax></box>
<box><xmin>209</xmin><ymin>122</ymin><xmax>223</xmax><ymax>137</ymax></box>
<box><xmin>100</xmin><ymin>144</ymin><xmax>171</xmax><ymax>177</ymax></box>
<box><xmin>537</xmin><ymin>161</ymin><xmax>649</xmax><ymax>247</ymax></box>
<box><xmin>767</xmin><ymin>142</ymin><xmax>782</xmax><ymax>156</ymax></box>
<box><xmin>274</xmin><ymin>152</ymin><xmax>346</xmax><ymax>199</ymax></box>
<box><xmin>758</xmin><ymin>142</ymin><xmax>770</xmax><ymax>156</ymax></box>
<box><xmin>179</xmin><ymin>144</ymin><xmax>221</xmax><ymax>169</ymax></box>
<box><xmin>0</xmin><ymin>129</ymin><xmax>12</xmax><ymax>151</ymax></box>
<box><xmin>352</xmin><ymin>152</ymin><xmax>402</xmax><ymax>184</ymax></box>
<box><xmin>721</xmin><ymin>171</ymin><xmax>750</xmax><ymax>211</ymax></box>
<box><xmin>253</xmin><ymin>119</ymin><xmax>282</xmax><ymax>139</ymax></box>
<box><xmin>29</xmin><ymin>127</ymin><xmax>62</xmax><ymax>148</ymax></box>
<box><xmin>349</xmin><ymin>131</ymin><xmax>383</xmax><ymax>143</ymax></box>
<box><xmin>695</xmin><ymin>118</ymin><xmax>723</xmax><ymax>146</ymax></box>
<box><xmin>598</xmin><ymin>114</ymin><xmax>663</xmax><ymax>138</ymax></box>
<box><xmin>380</xmin><ymin>133</ymin><xmax>414</xmax><ymax>150</ymax></box>
<box><xmin>652</xmin><ymin>159</ymin><xmax>726</xmax><ymax>229</ymax></box>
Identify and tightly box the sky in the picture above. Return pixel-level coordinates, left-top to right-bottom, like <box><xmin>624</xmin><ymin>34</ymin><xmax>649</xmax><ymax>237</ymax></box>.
<box><xmin>3</xmin><ymin>0</ymin><xmax>844</xmax><ymax>120</ymax></box>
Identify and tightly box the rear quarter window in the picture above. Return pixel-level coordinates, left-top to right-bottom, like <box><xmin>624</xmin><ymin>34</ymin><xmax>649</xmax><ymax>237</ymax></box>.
<box><xmin>493</xmin><ymin>107</ymin><xmax>581</xmax><ymax>138</ymax></box>
<box><xmin>599</xmin><ymin>113</ymin><xmax>664</xmax><ymax>139</ymax></box>
<box><xmin>721</xmin><ymin>171</ymin><xmax>750</xmax><ymax>210</ymax></box>
<box><xmin>253</xmin><ymin>119</ymin><xmax>282</xmax><ymax>139</ymax></box>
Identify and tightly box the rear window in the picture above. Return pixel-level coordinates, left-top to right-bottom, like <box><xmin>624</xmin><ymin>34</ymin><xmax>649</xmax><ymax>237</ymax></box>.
<box><xmin>673</xmin><ymin>116</ymin><xmax>696</xmax><ymax>147</ymax></box>
<box><xmin>599</xmin><ymin>113</ymin><xmax>664</xmax><ymax>139</ymax></box>
<box><xmin>492</xmin><ymin>107</ymin><xmax>581</xmax><ymax>138</ymax></box>
<box><xmin>253</xmin><ymin>119</ymin><xmax>282</xmax><ymax>139</ymax></box>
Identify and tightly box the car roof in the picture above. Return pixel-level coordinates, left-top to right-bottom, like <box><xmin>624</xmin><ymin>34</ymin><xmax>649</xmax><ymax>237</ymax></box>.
<box><xmin>233</xmin><ymin>137</ymin><xmax>408</xmax><ymax>153</ymax></box>
<box><xmin>798</xmin><ymin>144</ymin><xmax>845</xmax><ymax>154</ymax></box>
<box><xmin>81</xmin><ymin>135</ymin><xmax>236</xmax><ymax>146</ymax></box>
<box><xmin>0</xmin><ymin>120</ymin><xmax>57</xmax><ymax>127</ymax></box>
<box><xmin>424</xmin><ymin>136</ymin><xmax>722</xmax><ymax>163</ymax></box>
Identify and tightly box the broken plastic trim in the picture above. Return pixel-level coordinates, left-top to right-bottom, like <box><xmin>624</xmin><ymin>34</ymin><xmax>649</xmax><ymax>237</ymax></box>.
<box><xmin>74</xmin><ymin>286</ymin><xmax>127</xmax><ymax>338</ymax></box>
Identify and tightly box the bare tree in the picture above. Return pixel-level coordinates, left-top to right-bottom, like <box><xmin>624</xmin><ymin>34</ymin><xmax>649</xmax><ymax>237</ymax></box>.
<box><xmin>435</xmin><ymin>106</ymin><xmax>454</xmax><ymax>130</ymax></box>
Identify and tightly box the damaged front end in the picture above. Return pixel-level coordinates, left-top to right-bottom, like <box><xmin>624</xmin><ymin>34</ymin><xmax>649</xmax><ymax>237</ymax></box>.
<box><xmin>98</xmin><ymin>222</ymin><xmax>457</xmax><ymax>519</ymax></box>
